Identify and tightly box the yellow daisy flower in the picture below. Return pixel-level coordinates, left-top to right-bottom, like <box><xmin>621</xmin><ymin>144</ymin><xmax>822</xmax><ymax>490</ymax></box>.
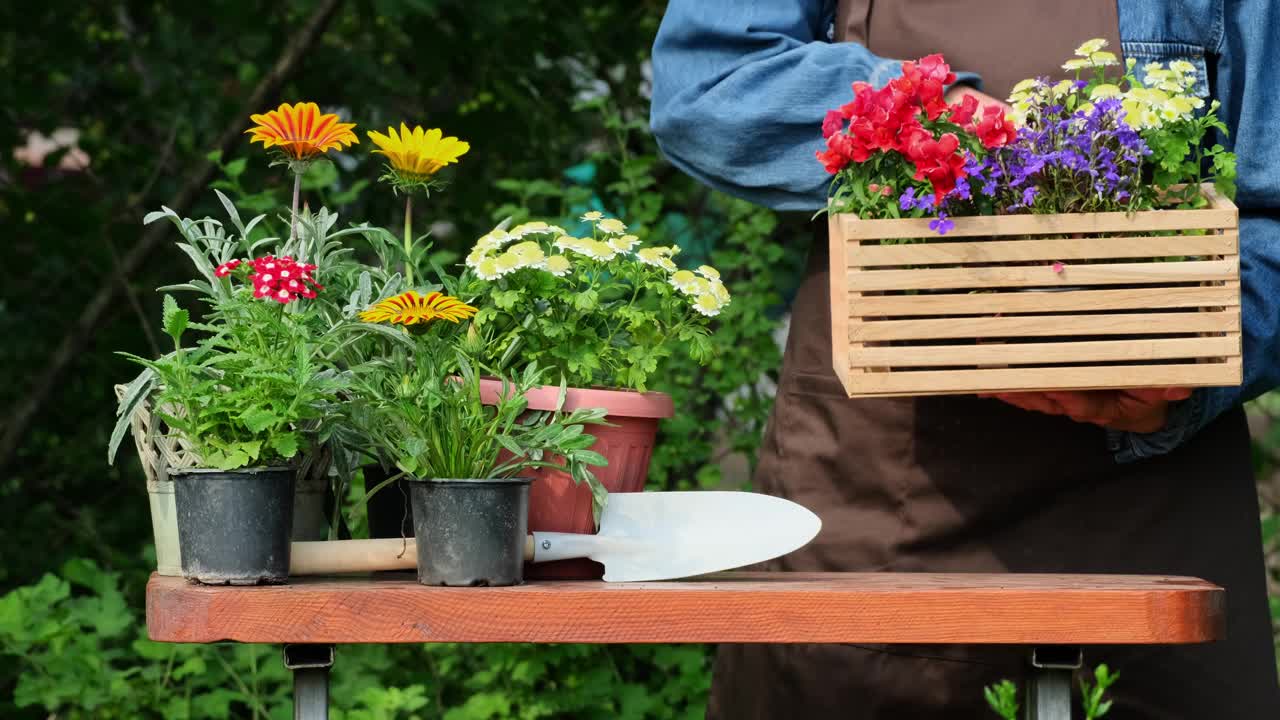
<box><xmin>245</xmin><ymin>102</ymin><xmax>358</xmax><ymax>161</ymax></box>
<box><xmin>367</xmin><ymin>123</ymin><xmax>470</xmax><ymax>180</ymax></box>
<box><xmin>358</xmin><ymin>290</ymin><xmax>476</xmax><ymax>326</ymax></box>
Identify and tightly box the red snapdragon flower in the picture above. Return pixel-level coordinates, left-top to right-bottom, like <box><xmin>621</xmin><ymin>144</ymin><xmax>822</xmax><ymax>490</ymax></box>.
<box><xmin>948</xmin><ymin>93</ymin><xmax>979</xmax><ymax>125</ymax></box>
<box><xmin>822</xmin><ymin>110</ymin><xmax>845</xmax><ymax>139</ymax></box>
<box><xmin>892</xmin><ymin>54</ymin><xmax>955</xmax><ymax>121</ymax></box>
<box><xmin>248</xmin><ymin>255</ymin><xmax>323</xmax><ymax>304</ymax></box>
<box><xmin>901</xmin><ymin>129</ymin><xmax>968</xmax><ymax>203</ymax></box>
<box><xmin>971</xmin><ymin>105</ymin><xmax>1017</xmax><ymax>149</ymax></box>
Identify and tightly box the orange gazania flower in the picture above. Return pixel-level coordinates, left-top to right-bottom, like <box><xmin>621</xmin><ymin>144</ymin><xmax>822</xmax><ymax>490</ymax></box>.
<box><xmin>358</xmin><ymin>291</ymin><xmax>477</xmax><ymax>326</ymax></box>
<box><xmin>245</xmin><ymin>102</ymin><xmax>358</xmax><ymax>161</ymax></box>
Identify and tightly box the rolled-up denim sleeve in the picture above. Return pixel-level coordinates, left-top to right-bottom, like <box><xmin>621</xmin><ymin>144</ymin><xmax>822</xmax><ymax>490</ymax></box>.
<box><xmin>1112</xmin><ymin>214</ymin><xmax>1280</xmax><ymax>462</ymax></box>
<box><xmin>649</xmin><ymin>0</ymin><xmax>902</xmax><ymax>211</ymax></box>
<box><xmin>1113</xmin><ymin>0</ymin><xmax>1280</xmax><ymax>462</ymax></box>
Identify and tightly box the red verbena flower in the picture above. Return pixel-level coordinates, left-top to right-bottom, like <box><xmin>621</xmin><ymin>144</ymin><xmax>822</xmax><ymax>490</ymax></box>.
<box><xmin>247</xmin><ymin>254</ymin><xmax>323</xmax><ymax>304</ymax></box>
<box><xmin>971</xmin><ymin>105</ymin><xmax>1017</xmax><ymax>149</ymax></box>
<box><xmin>215</xmin><ymin>259</ymin><xmax>243</xmax><ymax>278</ymax></box>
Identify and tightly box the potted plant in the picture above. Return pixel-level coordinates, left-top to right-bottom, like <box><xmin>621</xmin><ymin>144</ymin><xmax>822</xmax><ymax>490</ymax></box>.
<box><xmin>110</xmin><ymin>102</ymin><xmax>359</xmax><ymax>583</ymax></box>
<box><xmin>819</xmin><ymin>41</ymin><xmax>1239</xmax><ymax>398</ymax></box>
<box><xmin>348</xmin><ymin>291</ymin><xmax>607</xmax><ymax>586</ymax></box>
<box><xmin>457</xmin><ymin>214</ymin><xmax>730</xmax><ymax>576</ymax></box>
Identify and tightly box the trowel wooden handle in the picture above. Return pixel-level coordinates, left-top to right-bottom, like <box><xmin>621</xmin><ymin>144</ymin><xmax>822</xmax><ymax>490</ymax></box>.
<box><xmin>290</xmin><ymin>537</ymin><xmax>538</xmax><ymax>576</ymax></box>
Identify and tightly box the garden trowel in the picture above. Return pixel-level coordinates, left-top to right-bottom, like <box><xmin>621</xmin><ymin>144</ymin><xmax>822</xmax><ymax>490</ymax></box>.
<box><xmin>290</xmin><ymin>491</ymin><xmax>821</xmax><ymax>582</ymax></box>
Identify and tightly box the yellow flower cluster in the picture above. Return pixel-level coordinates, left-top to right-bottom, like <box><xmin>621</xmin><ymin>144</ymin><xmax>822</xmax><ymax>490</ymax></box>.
<box><xmin>463</xmin><ymin>214</ymin><xmax>731</xmax><ymax>316</ymax></box>
<box><xmin>1009</xmin><ymin>39</ymin><xmax>1206</xmax><ymax>131</ymax></box>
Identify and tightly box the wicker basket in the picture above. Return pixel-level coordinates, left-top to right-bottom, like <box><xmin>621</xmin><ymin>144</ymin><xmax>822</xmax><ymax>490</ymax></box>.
<box><xmin>829</xmin><ymin>183</ymin><xmax>1242</xmax><ymax>397</ymax></box>
<box><xmin>113</xmin><ymin>384</ymin><xmax>202</xmax><ymax>482</ymax></box>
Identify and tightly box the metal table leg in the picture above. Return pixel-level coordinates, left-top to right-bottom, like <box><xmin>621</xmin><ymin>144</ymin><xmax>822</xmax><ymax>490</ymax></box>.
<box><xmin>1025</xmin><ymin>646</ymin><xmax>1081</xmax><ymax>720</ymax></box>
<box><xmin>284</xmin><ymin>644</ymin><xmax>334</xmax><ymax>720</ymax></box>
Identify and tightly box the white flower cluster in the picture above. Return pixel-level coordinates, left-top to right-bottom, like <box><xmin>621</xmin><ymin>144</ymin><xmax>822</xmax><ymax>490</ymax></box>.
<box><xmin>668</xmin><ymin>266</ymin><xmax>731</xmax><ymax>317</ymax></box>
<box><xmin>464</xmin><ymin>212</ymin><xmax>731</xmax><ymax>316</ymax></box>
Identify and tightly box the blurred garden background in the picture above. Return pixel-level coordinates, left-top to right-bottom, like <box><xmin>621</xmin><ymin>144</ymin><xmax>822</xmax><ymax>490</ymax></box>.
<box><xmin>0</xmin><ymin>1</ymin><xmax>1273</xmax><ymax>717</ymax></box>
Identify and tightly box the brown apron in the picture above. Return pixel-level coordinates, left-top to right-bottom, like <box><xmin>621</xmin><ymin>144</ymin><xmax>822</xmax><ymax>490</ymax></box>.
<box><xmin>706</xmin><ymin>2</ymin><xmax>1280</xmax><ymax>718</ymax></box>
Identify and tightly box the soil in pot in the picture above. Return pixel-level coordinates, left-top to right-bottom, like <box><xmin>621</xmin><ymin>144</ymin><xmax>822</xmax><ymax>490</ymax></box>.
<box><xmin>478</xmin><ymin>379</ymin><xmax>674</xmax><ymax>580</ymax></box>
<box><xmin>173</xmin><ymin>467</ymin><xmax>294</xmax><ymax>585</ymax></box>
<box><xmin>409</xmin><ymin>477</ymin><xmax>531</xmax><ymax>587</ymax></box>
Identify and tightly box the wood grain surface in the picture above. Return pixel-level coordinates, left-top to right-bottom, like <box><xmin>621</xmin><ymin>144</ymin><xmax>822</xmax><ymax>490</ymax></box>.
<box><xmin>147</xmin><ymin>571</ymin><xmax>1224</xmax><ymax>646</ymax></box>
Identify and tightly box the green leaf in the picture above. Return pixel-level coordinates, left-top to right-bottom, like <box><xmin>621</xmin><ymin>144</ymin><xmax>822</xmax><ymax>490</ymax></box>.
<box><xmin>270</xmin><ymin>432</ymin><xmax>300</xmax><ymax>459</ymax></box>
<box><xmin>240</xmin><ymin>407</ymin><xmax>280</xmax><ymax>433</ymax></box>
<box><xmin>161</xmin><ymin>295</ymin><xmax>188</xmax><ymax>344</ymax></box>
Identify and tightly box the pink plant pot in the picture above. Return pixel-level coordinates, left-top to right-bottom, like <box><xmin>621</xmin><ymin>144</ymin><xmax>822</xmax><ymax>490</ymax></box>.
<box><xmin>478</xmin><ymin>379</ymin><xmax>674</xmax><ymax>579</ymax></box>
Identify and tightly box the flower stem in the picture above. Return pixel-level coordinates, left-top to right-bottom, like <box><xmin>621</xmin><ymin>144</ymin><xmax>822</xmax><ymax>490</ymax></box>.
<box><xmin>403</xmin><ymin>195</ymin><xmax>414</xmax><ymax>288</ymax></box>
<box><xmin>289</xmin><ymin>172</ymin><xmax>302</xmax><ymax>243</ymax></box>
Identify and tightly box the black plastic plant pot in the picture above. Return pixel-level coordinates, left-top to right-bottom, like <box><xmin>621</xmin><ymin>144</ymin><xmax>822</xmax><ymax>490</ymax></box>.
<box><xmin>410</xmin><ymin>478</ymin><xmax>532</xmax><ymax>587</ymax></box>
<box><xmin>172</xmin><ymin>467</ymin><xmax>295</xmax><ymax>585</ymax></box>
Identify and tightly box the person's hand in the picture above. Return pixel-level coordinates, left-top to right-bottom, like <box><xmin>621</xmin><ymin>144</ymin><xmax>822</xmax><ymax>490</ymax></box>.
<box><xmin>943</xmin><ymin>84</ymin><xmax>1010</xmax><ymax>114</ymax></box>
<box><xmin>980</xmin><ymin>388</ymin><xmax>1192</xmax><ymax>433</ymax></box>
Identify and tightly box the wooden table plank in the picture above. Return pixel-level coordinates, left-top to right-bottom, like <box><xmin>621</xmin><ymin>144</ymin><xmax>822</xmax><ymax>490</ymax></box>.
<box><xmin>146</xmin><ymin>572</ymin><xmax>1223</xmax><ymax>646</ymax></box>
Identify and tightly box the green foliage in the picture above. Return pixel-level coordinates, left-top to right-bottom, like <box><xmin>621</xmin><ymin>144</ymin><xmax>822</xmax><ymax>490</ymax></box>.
<box><xmin>117</xmin><ymin>288</ymin><xmax>343</xmax><ymax>470</ymax></box>
<box><xmin>1079</xmin><ymin>664</ymin><xmax>1118</xmax><ymax>720</ymax></box>
<box><xmin>459</xmin><ymin>215</ymin><xmax>722</xmax><ymax>392</ymax></box>
<box><xmin>983</xmin><ymin>665</ymin><xmax>1117</xmax><ymax>720</ymax></box>
<box><xmin>982</xmin><ymin>679</ymin><xmax>1020</xmax><ymax>720</ymax></box>
<box><xmin>347</xmin><ymin>326</ymin><xmax>609</xmax><ymax>506</ymax></box>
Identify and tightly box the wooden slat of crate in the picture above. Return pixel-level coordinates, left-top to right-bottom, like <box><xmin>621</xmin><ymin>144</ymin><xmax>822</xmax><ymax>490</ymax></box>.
<box><xmin>847</xmin><ymin>336</ymin><xmax>1239</xmax><ymax>368</ymax></box>
<box><xmin>847</xmin><ymin>259</ymin><xmax>1235</xmax><ymax>293</ymax></box>
<box><xmin>850</xmin><ymin>309</ymin><xmax>1239</xmax><ymax>343</ymax></box>
<box><xmin>837</xmin><ymin>205</ymin><xmax>1236</xmax><ymax>240</ymax></box>
<box><xmin>842</xmin><ymin>362</ymin><xmax>1242</xmax><ymax>397</ymax></box>
<box><xmin>851</xmin><ymin>286</ymin><xmax>1239</xmax><ymax>317</ymax></box>
<box><xmin>847</xmin><ymin>233</ymin><xmax>1238</xmax><ymax>267</ymax></box>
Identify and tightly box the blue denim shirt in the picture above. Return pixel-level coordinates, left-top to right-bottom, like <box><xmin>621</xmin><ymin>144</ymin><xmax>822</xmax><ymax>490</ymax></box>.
<box><xmin>650</xmin><ymin>0</ymin><xmax>1280</xmax><ymax>462</ymax></box>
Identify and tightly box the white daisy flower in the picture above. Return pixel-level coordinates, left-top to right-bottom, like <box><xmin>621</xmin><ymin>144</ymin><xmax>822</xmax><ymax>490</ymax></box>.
<box><xmin>580</xmin><ymin>211</ymin><xmax>603</xmax><ymax>222</ymax></box>
<box><xmin>1090</xmin><ymin>84</ymin><xmax>1122</xmax><ymax>100</ymax></box>
<box><xmin>544</xmin><ymin>254</ymin><xmax>572</xmax><ymax>277</ymax></box>
<box><xmin>596</xmin><ymin>218</ymin><xmax>627</xmax><ymax>235</ymax></box>
<box><xmin>696</xmin><ymin>265</ymin><xmax>721</xmax><ymax>281</ymax></box>
<box><xmin>474</xmin><ymin>257</ymin><xmax>502</xmax><ymax>281</ymax></box>
<box><xmin>1074</xmin><ymin>38</ymin><xmax>1108</xmax><ymax>56</ymax></box>
<box><xmin>692</xmin><ymin>293</ymin><xmax>724</xmax><ymax>317</ymax></box>
<box><xmin>608</xmin><ymin>234</ymin><xmax>641</xmax><ymax>253</ymax></box>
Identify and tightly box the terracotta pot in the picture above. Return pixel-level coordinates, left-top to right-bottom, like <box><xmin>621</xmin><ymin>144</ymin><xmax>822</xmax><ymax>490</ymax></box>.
<box><xmin>478</xmin><ymin>379</ymin><xmax>674</xmax><ymax>579</ymax></box>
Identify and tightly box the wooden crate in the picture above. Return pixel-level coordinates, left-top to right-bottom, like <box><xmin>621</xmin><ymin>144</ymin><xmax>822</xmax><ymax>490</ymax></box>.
<box><xmin>829</xmin><ymin>184</ymin><xmax>1241</xmax><ymax>397</ymax></box>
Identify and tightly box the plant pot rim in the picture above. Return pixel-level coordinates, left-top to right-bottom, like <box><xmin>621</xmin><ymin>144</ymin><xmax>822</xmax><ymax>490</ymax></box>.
<box><xmin>172</xmin><ymin>466</ymin><xmax>293</xmax><ymax>476</ymax></box>
<box><xmin>477</xmin><ymin>377</ymin><xmax>674</xmax><ymax>418</ymax></box>
<box><xmin>412</xmin><ymin>477</ymin><xmax>534</xmax><ymax>486</ymax></box>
